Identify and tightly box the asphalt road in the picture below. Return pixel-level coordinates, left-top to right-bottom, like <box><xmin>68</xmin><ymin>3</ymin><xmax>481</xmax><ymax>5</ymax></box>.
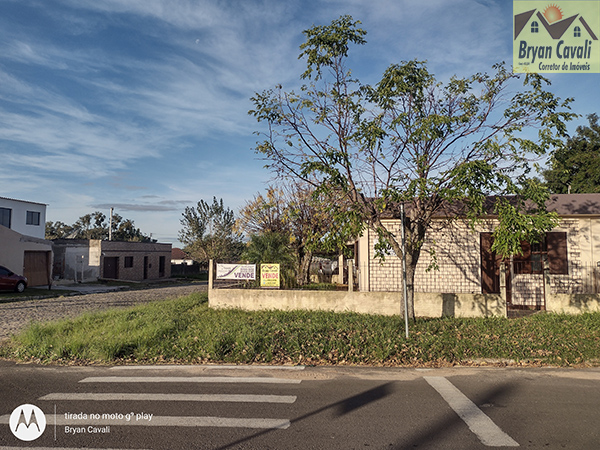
<box><xmin>1</xmin><ymin>362</ymin><xmax>599</xmax><ymax>449</ymax></box>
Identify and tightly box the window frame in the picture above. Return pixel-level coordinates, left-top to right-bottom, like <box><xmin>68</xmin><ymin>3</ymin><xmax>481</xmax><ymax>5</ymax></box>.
<box><xmin>124</xmin><ymin>256</ymin><xmax>134</xmax><ymax>268</ymax></box>
<box><xmin>513</xmin><ymin>232</ymin><xmax>568</xmax><ymax>275</ymax></box>
<box><xmin>26</xmin><ymin>210</ymin><xmax>41</xmax><ymax>226</ymax></box>
<box><xmin>0</xmin><ymin>207</ymin><xmax>11</xmax><ymax>228</ymax></box>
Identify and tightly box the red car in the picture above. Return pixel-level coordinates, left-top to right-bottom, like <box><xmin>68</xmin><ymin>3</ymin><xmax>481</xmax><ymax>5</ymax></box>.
<box><xmin>0</xmin><ymin>265</ymin><xmax>27</xmax><ymax>293</ymax></box>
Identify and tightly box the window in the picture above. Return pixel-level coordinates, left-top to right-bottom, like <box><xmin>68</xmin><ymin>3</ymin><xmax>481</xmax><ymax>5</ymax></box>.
<box><xmin>531</xmin><ymin>21</ymin><xmax>539</xmax><ymax>33</ymax></box>
<box><xmin>0</xmin><ymin>208</ymin><xmax>11</xmax><ymax>228</ymax></box>
<box><xmin>124</xmin><ymin>256</ymin><xmax>134</xmax><ymax>268</ymax></box>
<box><xmin>26</xmin><ymin>211</ymin><xmax>40</xmax><ymax>226</ymax></box>
<box><xmin>574</xmin><ymin>26</ymin><xmax>581</xmax><ymax>37</ymax></box>
<box><xmin>514</xmin><ymin>232</ymin><xmax>568</xmax><ymax>275</ymax></box>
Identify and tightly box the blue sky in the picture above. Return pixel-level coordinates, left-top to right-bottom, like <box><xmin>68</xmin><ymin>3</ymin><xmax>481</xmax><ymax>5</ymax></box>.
<box><xmin>1</xmin><ymin>0</ymin><xmax>598</xmax><ymax>245</ymax></box>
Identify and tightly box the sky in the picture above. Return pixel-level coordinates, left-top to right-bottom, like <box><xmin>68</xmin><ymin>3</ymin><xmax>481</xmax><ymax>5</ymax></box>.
<box><xmin>1</xmin><ymin>0</ymin><xmax>598</xmax><ymax>246</ymax></box>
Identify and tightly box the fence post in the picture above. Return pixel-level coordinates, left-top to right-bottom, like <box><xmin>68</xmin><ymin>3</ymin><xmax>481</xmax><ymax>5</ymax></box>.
<box><xmin>208</xmin><ymin>259</ymin><xmax>213</xmax><ymax>291</ymax></box>
<box><xmin>499</xmin><ymin>261</ymin><xmax>507</xmax><ymax>317</ymax></box>
<box><xmin>542</xmin><ymin>254</ymin><xmax>551</xmax><ymax>310</ymax></box>
<box><xmin>348</xmin><ymin>259</ymin><xmax>354</xmax><ymax>292</ymax></box>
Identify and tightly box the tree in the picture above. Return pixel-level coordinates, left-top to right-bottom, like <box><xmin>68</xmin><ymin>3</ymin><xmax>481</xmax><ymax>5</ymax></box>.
<box><xmin>179</xmin><ymin>197</ymin><xmax>244</xmax><ymax>264</ymax></box>
<box><xmin>250</xmin><ymin>15</ymin><xmax>575</xmax><ymax>319</ymax></box>
<box><xmin>241</xmin><ymin>231</ymin><xmax>297</xmax><ymax>288</ymax></box>
<box><xmin>45</xmin><ymin>221</ymin><xmax>74</xmax><ymax>240</ymax></box>
<box><xmin>237</xmin><ymin>183</ymin><xmax>335</xmax><ymax>285</ymax></box>
<box><xmin>544</xmin><ymin>113</ymin><xmax>600</xmax><ymax>193</ymax></box>
<box><xmin>45</xmin><ymin>212</ymin><xmax>152</xmax><ymax>241</ymax></box>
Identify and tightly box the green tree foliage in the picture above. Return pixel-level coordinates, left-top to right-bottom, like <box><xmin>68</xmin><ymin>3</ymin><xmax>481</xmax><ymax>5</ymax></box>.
<box><xmin>544</xmin><ymin>113</ymin><xmax>600</xmax><ymax>193</ymax></box>
<box><xmin>241</xmin><ymin>231</ymin><xmax>297</xmax><ymax>288</ymax></box>
<box><xmin>179</xmin><ymin>197</ymin><xmax>244</xmax><ymax>264</ymax></box>
<box><xmin>46</xmin><ymin>212</ymin><xmax>152</xmax><ymax>241</ymax></box>
<box><xmin>236</xmin><ymin>183</ymin><xmax>334</xmax><ymax>285</ymax></box>
<box><xmin>249</xmin><ymin>15</ymin><xmax>575</xmax><ymax>319</ymax></box>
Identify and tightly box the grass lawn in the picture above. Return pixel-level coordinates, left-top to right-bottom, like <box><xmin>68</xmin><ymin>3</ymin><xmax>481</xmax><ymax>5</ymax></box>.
<box><xmin>1</xmin><ymin>292</ymin><xmax>599</xmax><ymax>367</ymax></box>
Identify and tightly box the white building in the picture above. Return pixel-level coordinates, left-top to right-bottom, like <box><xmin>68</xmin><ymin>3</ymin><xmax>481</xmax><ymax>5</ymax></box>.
<box><xmin>0</xmin><ymin>196</ymin><xmax>47</xmax><ymax>239</ymax></box>
<box><xmin>0</xmin><ymin>196</ymin><xmax>52</xmax><ymax>287</ymax></box>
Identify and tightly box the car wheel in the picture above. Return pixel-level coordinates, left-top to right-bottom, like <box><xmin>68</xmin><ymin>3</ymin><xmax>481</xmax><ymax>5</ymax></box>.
<box><xmin>15</xmin><ymin>281</ymin><xmax>25</xmax><ymax>293</ymax></box>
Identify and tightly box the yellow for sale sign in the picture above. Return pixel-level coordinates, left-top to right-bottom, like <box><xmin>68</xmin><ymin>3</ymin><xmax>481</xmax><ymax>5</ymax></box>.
<box><xmin>260</xmin><ymin>264</ymin><xmax>280</xmax><ymax>288</ymax></box>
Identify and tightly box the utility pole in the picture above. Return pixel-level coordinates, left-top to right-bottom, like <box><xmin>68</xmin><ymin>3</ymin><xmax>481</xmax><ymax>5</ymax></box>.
<box><xmin>400</xmin><ymin>203</ymin><xmax>409</xmax><ymax>339</ymax></box>
<box><xmin>109</xmin><ymin>207</ymin><xmax>113</xmax><ymax>241</ymax></box>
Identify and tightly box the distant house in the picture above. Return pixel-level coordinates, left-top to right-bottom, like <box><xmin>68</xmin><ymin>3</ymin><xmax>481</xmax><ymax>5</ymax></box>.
<box><xmin>52</xmin><ymin>239</ymin><xmax>172</xmax><ymax>283</ymax></box>
<box><xmin>171</xmin><ymin>248</ymin><xmax>194</xmax><ymax>266</ymax></box>
<box><xmin>355</xmin><ymin>194</ymin><xmax>600</xmax><ymax>312</ymax></box>
<box><xmin>0</xmin><ymin>197</ymin><xmax>53</xmax><ymax>287</ymax></box>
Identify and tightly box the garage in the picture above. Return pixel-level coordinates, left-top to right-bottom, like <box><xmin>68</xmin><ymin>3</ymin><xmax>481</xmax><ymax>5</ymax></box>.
<box><xmin>24</xmin><ymin>251</ymin><xmax>51</xmax><ymax>287</ymax></box>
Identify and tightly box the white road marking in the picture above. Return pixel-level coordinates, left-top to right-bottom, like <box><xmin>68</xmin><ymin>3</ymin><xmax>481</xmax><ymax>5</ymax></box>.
<box><xmin>424</xmin><ymin>376</ymin><xmax>519</xmax><ymax>447</ymax></box>
<box><xmin>109</xmin><ymin>364</ymin><xmax>305</xmax><ymax>371</ymax></box>
<box><xmin>39</xmin><ymin>392</ymin><xmax>297</xmax><ymax>403</ymax></box>
<box><xmin>0</xmin><ymin>414</ymin><xmax>290</xmax><ymax>429</ymax></box>
<box><xmin>79</xmin><ymin>376</ymin><xmax>301</xmax><ymax>384</ymax></box>
<box><xmin>0</xmin><ymin>448</ymin><xmax>149</xmax><ymax>450</ymax></box>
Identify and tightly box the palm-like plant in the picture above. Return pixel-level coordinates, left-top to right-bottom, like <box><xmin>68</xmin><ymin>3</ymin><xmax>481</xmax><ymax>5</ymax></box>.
<box><xmin>241</xmin><ymin>231</ymin><xmax>297</xmax><ymax>288</ymax></box>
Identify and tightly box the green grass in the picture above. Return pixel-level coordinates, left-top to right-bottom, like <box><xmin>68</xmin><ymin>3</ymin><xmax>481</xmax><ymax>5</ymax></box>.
<box><xmin>1</xmin><ymin>292</ymin><xmax>600</xmax><ymax>367</ymax></box>
<box><xmin>0</xmin><ymin>288</ymin><xmax>75</xmax><ymax>302</ymax></box>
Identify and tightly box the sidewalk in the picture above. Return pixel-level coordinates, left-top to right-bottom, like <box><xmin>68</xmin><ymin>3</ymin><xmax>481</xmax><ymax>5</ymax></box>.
<box><xmin>31</xmin><ymin>284</ymin><xmax>127</xmax><ymax>294</ymax></box>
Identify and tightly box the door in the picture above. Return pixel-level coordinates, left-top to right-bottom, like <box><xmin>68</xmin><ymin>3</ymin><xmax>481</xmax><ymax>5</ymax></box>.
<box><xmin>159</xmin><ymin>256</ymin><xmax>166</xmax><ymax>278</ymax></box>
<box><xmin>103</xmin><ymin>257</ymin><xmax>119</xmax><ymax>279</ymax></box>
<box><xmin>24</xmin><ymin>251</ymin><xmax>50</xmax><ymax>287</ymax></box>
<box><xmin>480</xmin><ymin>233</ymin><xmax>501</xmax><ymax>294</ymax></box>
<box><xmin>143</xmin><ymin>256</ymin><xmax>149</xmax><ymax>279</ymax></box>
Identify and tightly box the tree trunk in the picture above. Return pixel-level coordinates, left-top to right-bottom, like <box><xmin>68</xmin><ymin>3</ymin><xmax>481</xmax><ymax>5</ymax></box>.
<box><xmin>297</xmin><ymin>249</ymin><xmax>313</xmax><ymax>285</ymax></box>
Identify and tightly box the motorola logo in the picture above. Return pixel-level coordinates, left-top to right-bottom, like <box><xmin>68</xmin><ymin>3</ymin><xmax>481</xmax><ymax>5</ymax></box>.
<box><xmin>9</xmin><ymin>404</ymin><xmax>46</xmax><ymax>441</ymax></box>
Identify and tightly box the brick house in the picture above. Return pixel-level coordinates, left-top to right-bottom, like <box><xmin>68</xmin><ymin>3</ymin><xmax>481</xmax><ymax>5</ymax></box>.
<box><xmin>52</xmin><ymin>239</ymin><xmax>171</xmax><ymax>283</ymax></box>
<box><xmin>356</xmin><ymin>194</ymin><xmax>600</xmax><ymax>311</ymax></box>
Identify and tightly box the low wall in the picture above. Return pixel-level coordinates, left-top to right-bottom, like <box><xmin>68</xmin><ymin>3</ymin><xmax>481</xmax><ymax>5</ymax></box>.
<box><xmin>547</xmin><ymin>293</ymin><xmax>600</xmax><ymax>314</ymax></box>
<box><xmin>415</xmin><ymin>293</ymin><xmax>505</xmax><ymax>318</ymax></box>
<box><xmin>209</xmin><ymin>288</ymin><xmax>506</xmax><ymax>318</ymax></box>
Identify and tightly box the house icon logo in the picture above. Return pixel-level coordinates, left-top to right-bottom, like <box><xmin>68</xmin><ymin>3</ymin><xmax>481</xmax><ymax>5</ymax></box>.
<box><xmin>513</xmin><ymin>1</ymin><xmax>600</xmax><ymax>73</ymax></box>
<box><xmin>9</xmin><ymin>404</ymin><xmax>46</xmax><ymax>441</ymax></box>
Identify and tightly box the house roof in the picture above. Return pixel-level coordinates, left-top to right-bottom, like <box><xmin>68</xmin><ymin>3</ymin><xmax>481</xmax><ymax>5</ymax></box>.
<box><xmin>382</xmin><ymin>193</ymin><xmax>600</xmax><ymax>219</ymax></box>
<box><xmin>0</xmin><ymin>196</ymin><xmax>47</xmax><ymax>206</ymax></box>
<box><xmin>172</xmin><ymin>248</ymin><xmax>191</xmax><ymax>260</ymax></box>
<box><xmin>546</xmin><ymin>193</ymin><xmax>600</xmax><ymax>215</ymax></box>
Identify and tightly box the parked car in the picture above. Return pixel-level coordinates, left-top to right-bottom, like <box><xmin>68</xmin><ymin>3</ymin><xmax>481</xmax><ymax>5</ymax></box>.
<box><xmin>0</xmin><ymin>265</ymin><xmax>27</xmax><ymax>293</ymax></box>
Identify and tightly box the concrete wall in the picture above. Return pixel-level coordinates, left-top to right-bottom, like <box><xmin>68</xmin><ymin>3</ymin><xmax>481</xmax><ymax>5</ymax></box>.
<box><xmin>0</xmin><ymin>197</ymin><xmax>46</xmax><ymax>239</ymax></box>
<box><xmin>209</xmin><ymin>288</ymin><xmax>507</xmax><ymax>318</ymax></box>
<box><xmin>52</xmin><ymin>240</ymin><xmax>101</xmax><ymax>282</ymax></box>
<box><xmin>546</xmin><ymin>293</ymin><xmax>600</xmax><ymax>314</ymax></box>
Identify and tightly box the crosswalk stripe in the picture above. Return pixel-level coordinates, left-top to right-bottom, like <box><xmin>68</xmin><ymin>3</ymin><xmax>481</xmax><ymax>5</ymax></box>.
<box><xmin>424</xmin><ymin>377</ymin><xmax>519</xmax><ymax>447</ymax></box>
<box><xmin>0</xmin><ymin>414</ymin><xmax>290</xmax><ymax>429</ymax></box>
<box><xmin>109</xmin><ymin>365</ymin><xmax>305</xmax><ymax>371</ymax></box>
<box><xmin>0</xmin><ymin>447</ymin><xmax>149</xmax><ymax>450</ymax></box>
<box><xmin>39</xmin><ymin>392</ymin><xmax>297</xmax><ymax>403</ymax></box>
<box><xmin>79</xmin><ymin>376</ymin><xmax>301</xmax><ymax>384</ymax></box>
